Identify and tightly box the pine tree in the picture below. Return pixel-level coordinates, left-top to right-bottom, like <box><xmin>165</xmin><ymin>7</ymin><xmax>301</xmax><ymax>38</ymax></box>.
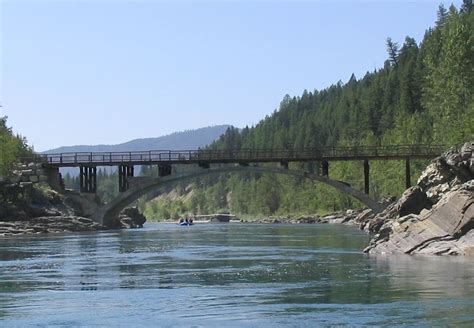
<box><xmin>461</xmin><ymin>0</ymin><xmax>472</xmax><ymax>13</ymax></box>
<box><xmin>386</xmin><ymin>37</ymin><xmax>399</xmax><ymax>67</ymax></box>
<box><xmin>436</xmin><ymin>4</ymin><xmax>449</xmax><ymax>27</ymax></box>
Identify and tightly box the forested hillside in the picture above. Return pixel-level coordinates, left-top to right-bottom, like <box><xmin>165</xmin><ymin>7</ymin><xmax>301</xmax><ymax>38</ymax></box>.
<box><xmin>142</xmin><ymin>3</ymin><xmax>473</xmax><ymax>220</ymax></box>
<box><xmin>0</xmin><ymin>116</ymin><xmax>33</xmax><ymax>177</ymax></box>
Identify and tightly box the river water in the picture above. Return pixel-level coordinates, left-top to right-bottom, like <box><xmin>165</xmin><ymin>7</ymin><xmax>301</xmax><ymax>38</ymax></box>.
<box><xmin>0</xmin><ymin>223</ymin><xmax>473</xmax><ymax>327</ymax></box>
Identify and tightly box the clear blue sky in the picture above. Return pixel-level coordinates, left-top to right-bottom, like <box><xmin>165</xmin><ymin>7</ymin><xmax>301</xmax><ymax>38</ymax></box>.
<box><xmin>1</xmin><ymin>0</ymin><xmax>461</xmax><ymax>151</ymax></box>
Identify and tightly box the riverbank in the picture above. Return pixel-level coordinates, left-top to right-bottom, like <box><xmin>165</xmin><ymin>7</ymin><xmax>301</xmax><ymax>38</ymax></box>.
<box><xmin>0</xmin><ymin>182</ymin><xmax>146</xmax><ymax>236</ymax></box>
<box><xmin>0</xmin><ymin>216</ymin><xmax>102</xmax><ymax>235</ymax></box>
<box><xmin>237</xmin><ymin>209</ymin><xmax>364</xmax><ymax>225</ymax></box>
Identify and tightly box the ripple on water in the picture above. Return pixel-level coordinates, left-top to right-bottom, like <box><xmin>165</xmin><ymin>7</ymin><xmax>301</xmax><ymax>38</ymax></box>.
<box><xmin>0</xmin><ymin>223</ymin><xmax>473</xmax><ymax>327</ymax></box>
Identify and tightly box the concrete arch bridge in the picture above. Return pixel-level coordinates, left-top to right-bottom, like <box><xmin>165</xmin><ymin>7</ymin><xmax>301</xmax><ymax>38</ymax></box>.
<box><xmin>93</xmin><ymin>166</ymin><xmax>385</xmax><ymax>226</ymax></box>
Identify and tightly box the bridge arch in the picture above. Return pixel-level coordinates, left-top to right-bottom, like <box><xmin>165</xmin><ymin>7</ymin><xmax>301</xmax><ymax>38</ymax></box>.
<box><xmin>93</xmin><ymin>166</ymin><xmax>384</xmax><ymax>226</ymax></box>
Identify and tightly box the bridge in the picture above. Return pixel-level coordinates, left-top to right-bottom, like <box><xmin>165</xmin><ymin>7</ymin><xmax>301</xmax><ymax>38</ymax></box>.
<box><xmin>33</xmin><ymin>145</ymin><xmax>444</xmax><ymax>226</ymax></box>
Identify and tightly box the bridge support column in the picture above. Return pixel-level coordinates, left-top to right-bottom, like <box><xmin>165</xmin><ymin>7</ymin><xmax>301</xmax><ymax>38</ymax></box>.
<box><xmin>321</xmin><ymin>160</ymin><xmax>329</xmax><ymax>177</ymax></box>
<box><xmin>158</xmin><ymin>164</ymin><xmax>172</xmax><ymax>177</ymax></box>
<box><xmin>119</xmin><ymin>165</ymin><xmax>134</xmax><ymax>192</ymax></box>
<box><xmin>79</xmin><ymin>166</ymin><xmax>97</xmax><ymax>193</ymax></box>
<box><xmin>405</xmin><ymin>158</ymin><xmax>411</xmax><ymax>189</ymax></box>
<box><xmin>364</xmin><ymin>159</ymin><xmax>370</xmax><ymax>195</ymax></box>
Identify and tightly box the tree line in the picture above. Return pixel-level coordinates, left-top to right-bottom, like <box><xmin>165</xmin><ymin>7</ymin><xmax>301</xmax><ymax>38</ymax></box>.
<box><xmin>141</xmin><ymin>3</ymin><xmax>473</xmax><ymax>220</ymax></box>
<box><xmin>0</xmin><ymin>116</ymin><xmax>33</xmax><ymax>177</ymax></box>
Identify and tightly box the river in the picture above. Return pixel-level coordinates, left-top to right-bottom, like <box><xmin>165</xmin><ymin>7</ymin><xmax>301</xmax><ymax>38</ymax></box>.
<box><xmin>1</xmin><ymin>223</ymin><xmax>473</xmax><ymax>327</ymax></box>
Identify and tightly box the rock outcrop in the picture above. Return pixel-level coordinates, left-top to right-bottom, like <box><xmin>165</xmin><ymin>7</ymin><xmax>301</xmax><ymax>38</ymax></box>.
<box><xmin>364</xmin><ymin>142</ymin><xmax>474</xmax><ymax>256</ymax></box>
<box><xmin>119</xmin><ymin>207</ymin><xmax>147</xmax><ymax>228</ymax></box>
<box><xmin>0</xmin><ymin>181</ymin><xmax>147</xmax><ymax>235</ymax></box>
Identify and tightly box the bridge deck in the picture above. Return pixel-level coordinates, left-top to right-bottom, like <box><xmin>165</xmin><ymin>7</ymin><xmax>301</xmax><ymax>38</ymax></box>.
<box><xmin>37</xmin><ymin>145</ymin><xmax>445</xmax><ymax>168</ymax></box>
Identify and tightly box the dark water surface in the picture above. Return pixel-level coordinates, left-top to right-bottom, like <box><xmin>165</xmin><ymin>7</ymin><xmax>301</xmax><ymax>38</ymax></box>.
<box><xmin>0</xmin><ymin>223</ymin><xmax>473</xmax><ymax>327</ymax></box>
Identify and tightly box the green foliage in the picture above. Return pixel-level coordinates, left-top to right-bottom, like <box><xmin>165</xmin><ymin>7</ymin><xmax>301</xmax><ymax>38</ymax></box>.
<box><xmin>143</xmin><ymin>197</ymin><xmax>190</xmax><ymax>221</ymax></box>
<box><xmin>0</xmin><ymin>116</ymin><xmax>33</xmax><ymax>177</ymax></box>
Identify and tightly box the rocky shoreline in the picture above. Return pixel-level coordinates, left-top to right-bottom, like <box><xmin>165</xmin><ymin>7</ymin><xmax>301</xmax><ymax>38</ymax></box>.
<box><xmin>239</xmin><ymin>209</ymin><xmax>364</xmax><ymax>225</ymax></box>
<box><xmin>0</xmin><ymin>182</ymin><xmax>146</xmax><ymax>236</ymax></box>
<box><xmin>0</xmin><ymin>216</ymin><xmax>102</xmax><ymax>236</ymax></box>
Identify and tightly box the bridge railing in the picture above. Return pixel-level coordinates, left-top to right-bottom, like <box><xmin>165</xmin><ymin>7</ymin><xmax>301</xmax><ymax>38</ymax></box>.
<box><xmin>37</xmin><ymin>144</ymin><xmax>446</xmax><ymax>166</ymax></box>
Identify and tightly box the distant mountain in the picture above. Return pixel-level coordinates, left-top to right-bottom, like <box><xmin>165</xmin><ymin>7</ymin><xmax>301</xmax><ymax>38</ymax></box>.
<box><xmin>45</xmin><ymin>125</ymin><xmax>232</xmax><ymax>154</ymax></box>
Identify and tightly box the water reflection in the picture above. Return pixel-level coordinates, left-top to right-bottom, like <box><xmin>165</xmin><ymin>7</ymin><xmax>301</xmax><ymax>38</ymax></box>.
<box><xmin>371</xmin><ymin>254</ymin><xmax>474</xmax><ymax>300</ymax></box>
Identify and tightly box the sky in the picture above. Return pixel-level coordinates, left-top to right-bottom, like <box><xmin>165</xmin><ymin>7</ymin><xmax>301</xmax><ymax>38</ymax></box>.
<box><xmin>0</xmin><ymin>0</ymin><xmax>462</xmax><ymax>151</ymax></box>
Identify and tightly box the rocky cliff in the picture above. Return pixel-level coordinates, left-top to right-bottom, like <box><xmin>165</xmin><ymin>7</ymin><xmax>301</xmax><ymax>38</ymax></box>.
<box><xmin>361</xmin><ymin>142</ymin><xmax>474</xmax><ymax>255</ymax></box>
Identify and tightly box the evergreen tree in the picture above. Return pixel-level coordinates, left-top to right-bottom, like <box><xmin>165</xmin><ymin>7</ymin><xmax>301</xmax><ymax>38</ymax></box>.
<box><xmin>386</xmin><ymin>37</ymin><xmax>399</xmax><ymax>67</ymax></box>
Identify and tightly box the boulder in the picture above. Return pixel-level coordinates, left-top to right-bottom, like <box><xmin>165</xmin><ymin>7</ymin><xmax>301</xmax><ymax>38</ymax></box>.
<box><xmin>354</xmin><ymin>209</ymin><xmax>374</xmax><ymax>230</ymax></box>
<box><xmin>119</xmin><ymin>207</ymin><xmax>146</xmax><ymax>228</ymax></box>
<box><xmin>210</xmin><ymin>214</ymin><xmax>232</xmax><ymax>223</ymax></box>
<box><xmin>397</xmin><ymin>186</ymin><xmax>432</xmax><ymax>217</ymax></box>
